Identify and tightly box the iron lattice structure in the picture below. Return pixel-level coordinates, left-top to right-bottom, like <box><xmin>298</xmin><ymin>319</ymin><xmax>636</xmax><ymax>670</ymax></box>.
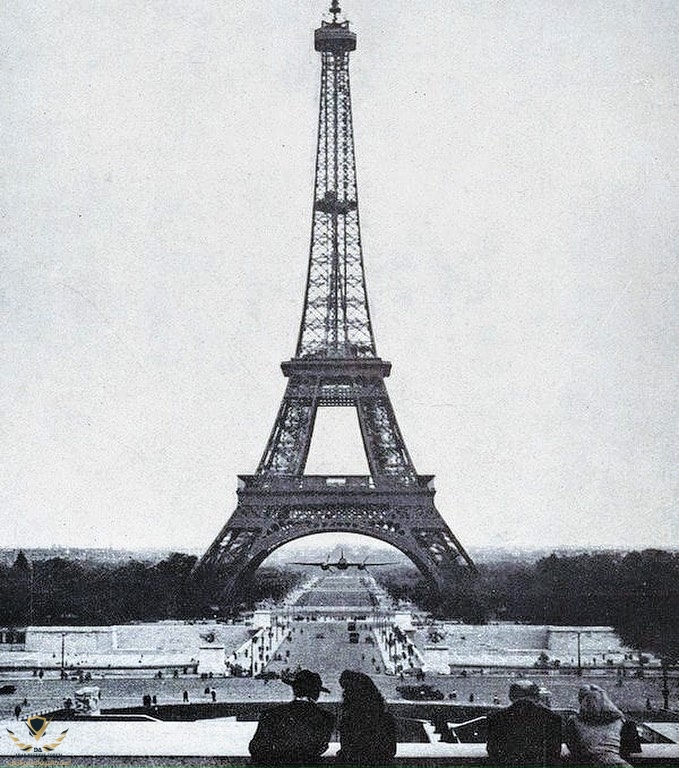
<box><xmin>197</xmin><ymin>3</ymin><xmax>476</xmax><ymax>606</ymax></box>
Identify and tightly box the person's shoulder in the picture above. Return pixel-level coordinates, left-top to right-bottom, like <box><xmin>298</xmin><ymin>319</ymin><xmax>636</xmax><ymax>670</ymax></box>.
<box><xmin>292</xmin><ymin>700</ymin><xmax>335</xmax><ymax>723</ymax></box>
<box><xmin>506</xmin><ymin>699</ymin><xmax>561</xmax><ymax>721</ymax></box>
<box><xmin>259</xmin><ymin>702</ymin><xmax>293</xmax><ymax>721</ymax></box>
<box><xmin>523</xmin><ymin>701</ymin><xmax>561</xmax><ymax>725</ymax></box>
<box><xmin>510</xmin><ymin>699</ymin><xmax>561</xmax><ymax>720</ymax></box>
<box><xmin>538</xmin><ymin>704</ymin><xmax>562</xmax><ymax>723</ymax></box>
<box><xmin>487</xmin><ymin>704</ymin><xmax>513</xmax><ymax>722</ymax></box>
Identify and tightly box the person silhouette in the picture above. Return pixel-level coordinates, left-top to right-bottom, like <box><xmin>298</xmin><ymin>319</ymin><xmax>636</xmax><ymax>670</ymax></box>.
<box><xmin>486</xmin><ymin>679</ymin><xmax>562</xmax><ymax>765</ymax></box>
<box><xmin>249</xmin><ymin>669</ymin><xmax>334</xmax><ymax>765</ymax></box>
<box><xmin>336</xmin><ymin>670</ymin><xmax>397</xmax><ymax>765</ymax></box>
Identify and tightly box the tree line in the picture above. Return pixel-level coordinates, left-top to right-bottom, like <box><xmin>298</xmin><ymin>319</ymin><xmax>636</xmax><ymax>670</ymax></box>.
<box><xmin>374</xmin><ymin>549</ymin><xmax>679</xmax><ymax>665</ymax></box>
<box><xmin>0</xmin><ymin>552</ymin><xmax>303</xmax><ymax>626</ymax></box>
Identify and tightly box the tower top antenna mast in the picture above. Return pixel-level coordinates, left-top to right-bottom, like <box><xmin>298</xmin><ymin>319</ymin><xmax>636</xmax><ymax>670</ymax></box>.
<box><xmin>329</xmin><ymin>1</ymin><xmax>342</xmax><ymax>23</ymax></box>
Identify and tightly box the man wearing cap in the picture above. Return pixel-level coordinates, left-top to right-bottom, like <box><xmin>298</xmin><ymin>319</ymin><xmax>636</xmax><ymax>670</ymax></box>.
<box><xmin>249</xmin><ymin>669</ymin><xmax>335</xmax><ymax>765</ymax></box>
<box><xmin>486</xmin><ymin>679</ymin><xmax>563</xmax><ymax>765</ymax></box>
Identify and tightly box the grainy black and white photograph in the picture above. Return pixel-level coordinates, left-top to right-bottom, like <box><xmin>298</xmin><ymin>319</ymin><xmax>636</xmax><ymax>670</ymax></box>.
<box><xmin>1</xmin><ymin>1</ymin><xmax>678</xmax><ymax>766</ymax></box>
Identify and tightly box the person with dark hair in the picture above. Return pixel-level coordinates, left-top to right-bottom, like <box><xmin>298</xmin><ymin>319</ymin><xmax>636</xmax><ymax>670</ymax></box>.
<box><xmin>249</xmin><ymin>669</ymin><xmax>335</xmax><ymax>765</ymax></box>
<box><xmin>486</xmin><ymin>679</ymin><xmax>562</xmax><ymax>765</ymax></box>
<box><xmin>336</xmin><ymin>670</ymin><xmax>397</xmax><ymax>765</ymax></box>
<box><xmin>565</xmin><ymin>684</ymin><xmax>641</xmax><ymax>766</ymax></box>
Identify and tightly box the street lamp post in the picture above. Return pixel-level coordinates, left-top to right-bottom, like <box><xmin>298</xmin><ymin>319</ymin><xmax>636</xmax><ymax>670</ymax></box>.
<box><xmin>662</xmin><ymin>666</ymin><xmax>670</xmax><ymax>710</ymax></box>
<box><xmin>576</xmin><ymin>631</ymin><xmax>582</xmax><ymax>676</ymax></box>
<box><xmin>60</xmin><ymin>632</ymin><xmax>66</xmax><ymax>679</ymax></box>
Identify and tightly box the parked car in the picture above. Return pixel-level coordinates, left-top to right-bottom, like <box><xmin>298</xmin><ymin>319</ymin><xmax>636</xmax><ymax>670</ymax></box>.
<box><xmin>0</xmin><ymin>685</ymin><xmax>17</xmax><ymax>695</ymax></box>
<box><xmin>396</xmin><ymin>684</ymin><xmax>445</xmax><ymax>701</ymax></box>
<box><xmin>254</xmin><ymin>670</ymin><xmax>279</xmax><ymax>680</ymax></box>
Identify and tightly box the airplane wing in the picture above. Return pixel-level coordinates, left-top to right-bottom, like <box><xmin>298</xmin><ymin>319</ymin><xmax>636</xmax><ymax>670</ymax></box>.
<box><xmin>360</xmin><ymin>562</ymin><xmax>395</xmax><ymax>567</ymax></box>
<box><xmin>291</xmin><ymin>562</ymin><xmax>328</xmax><ymax>566</ymax></box>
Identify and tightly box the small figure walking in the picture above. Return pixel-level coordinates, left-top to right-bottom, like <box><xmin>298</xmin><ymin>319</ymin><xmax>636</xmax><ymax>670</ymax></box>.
<box><xmin>14</xmin><ymin>704</ymin><xmax>21</xmax><ymax>720</ymax></box>
<box><xmin>211</xmin><ymin>688</ymin><xmax>217</xmax><ymax>702</ymax></box>
<box><xmin>183</xmin><ymin>690</ymin><xmax>189</xmax><ymax>703</ymax></box>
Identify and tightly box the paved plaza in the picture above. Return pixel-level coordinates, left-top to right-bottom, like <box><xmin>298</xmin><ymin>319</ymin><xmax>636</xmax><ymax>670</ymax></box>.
<box><xmin>1</xmin><ymin>662</ymin><xmax>671</xmax><ymax>723</ymax></box>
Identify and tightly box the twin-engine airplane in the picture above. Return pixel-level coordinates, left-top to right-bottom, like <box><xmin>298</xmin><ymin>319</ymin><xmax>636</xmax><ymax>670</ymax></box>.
<box><xmin>292</xmin><ymin>550</ymin><xmax>394</xmax><ymax>571</ymax></box>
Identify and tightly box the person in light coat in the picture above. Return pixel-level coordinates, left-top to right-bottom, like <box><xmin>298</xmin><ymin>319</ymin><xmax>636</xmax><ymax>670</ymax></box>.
<box><xmin>565</xmin><ymin>684</ymin><xmax>641</xmax><ymax>766</ymax></box>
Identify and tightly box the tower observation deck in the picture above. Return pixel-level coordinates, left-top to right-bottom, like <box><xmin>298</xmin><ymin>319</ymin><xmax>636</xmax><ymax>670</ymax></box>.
<box><xmin>315</xmin><ymin>20</ymin><xmax>356</xmax><ymax>52</ymax></box>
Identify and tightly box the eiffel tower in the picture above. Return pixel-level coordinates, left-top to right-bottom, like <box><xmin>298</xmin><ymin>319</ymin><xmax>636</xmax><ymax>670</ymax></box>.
<box><xmin>196</xmin><ymin>1</ymin><xmax>476</xmax><ymax>605</ymax></box>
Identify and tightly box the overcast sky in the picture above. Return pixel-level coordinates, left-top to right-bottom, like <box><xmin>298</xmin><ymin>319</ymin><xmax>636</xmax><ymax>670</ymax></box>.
<box><xmin>2</xmin><ymin>1</ymin><xmax>677</xmax><ymax>555</ymax></box>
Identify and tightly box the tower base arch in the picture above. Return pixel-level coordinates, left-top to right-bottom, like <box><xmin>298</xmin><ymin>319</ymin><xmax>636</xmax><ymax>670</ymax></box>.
<box><xmin>194</xmin><ymin>474</ymin><xmax>476</xmax><ymax>609</ymax></box>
